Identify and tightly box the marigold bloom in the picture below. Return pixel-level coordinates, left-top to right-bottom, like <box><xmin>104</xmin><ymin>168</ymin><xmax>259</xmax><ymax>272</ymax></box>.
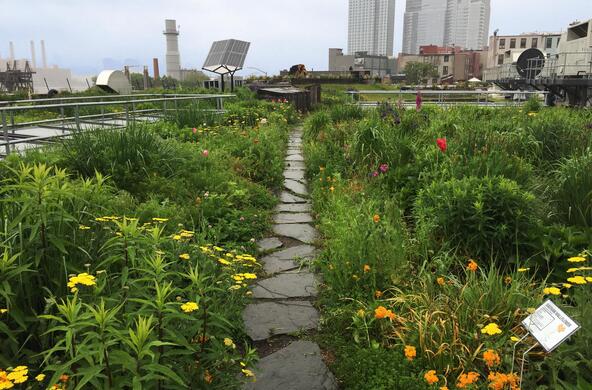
<box><xmin>375</xmin><ymin>290</ymin><xmax>383</xmax><ymax>298</ymax></box>
<box><xmin>373</xmin><ymin>214</ymin><xmax>381</xmax><ymax>223</ymax></box>
<box><xmin>481</xmin><ymin>323</ymin><xmax>502</xmax><ymax>336</ymax></box>
<box><xmin>456</xmin><ymin>372</ymin><xmax>479</xmax><ymax>388</ymax></box>
<box><xmin>363</xmin><ymin>264</ymin><xmax>371</xmax><ymax>273</ymax></box>
<box><xmin>404</xmin><ymin>345</ymin><xmax>417</xmax><ymax>361</ymax></box>
<box><xmin>436</xmin><ymin>138</ymin><xmax>447</xmax><ymax>153</ymax></box>
<box><xmin>567</xmin><ymin>276</ymin><xmax>587</xmax><ymax>285</ymax></box>
<box><xmin>424</xmin><ymin>370</ymin><xmax>439</xmax><ymax>385</ymax></box>
<box><xmin>440</xmin><ymin>387</ymin><xmax>449</xmax><ymax>390</ymax></box>
<box><xmin>543</xmin><ymin>287</ymin><xmax>561</xmax><ymax>295</ymax></box>
<box><xmin>467</xmin><ymin>260</ymin><xmax>478</xmax><ymax>272</ymax></box>
<box><xmin>488</xmin><ymin>372</ymin><xmax>519</xmax><ymax>390</ymax></box>
<box><xmin>483</xmin><ymin>349</ymin><xmax>501</xmax><ymax>368</ymax></box>
<box><xmin>181</xmin><ymin>302</ymin><xmax>199</xmax><ymax>313</ymax></box>
<box><xmin>436</xmin><ymin>277</ymin><xmax>445</xmax><ymax>286</ymax></box>
<box><xmin>59</xmin><ymin>374</ymin><xmax>69</xmax><ymax>382</ymax></box>
<box><xmin>374</xmin><ymin>306</ymin><xmax>395</xmax><ymax>320</ymax></box>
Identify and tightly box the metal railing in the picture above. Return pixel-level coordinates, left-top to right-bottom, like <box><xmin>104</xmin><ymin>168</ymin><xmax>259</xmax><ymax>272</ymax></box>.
<box><xmin>347</xmin><ymin>90</ymin><xmax>546</xmax><ymax>108</ymax></box>
<box><xmin>0</xmin><ymin>93</ymin><xmax>234</xmax><ymax>156</ymax></box>
<box><xmin>525</xmin><ymin>51</ymin><xmax>592</xmax><ymax>79</ymax></box>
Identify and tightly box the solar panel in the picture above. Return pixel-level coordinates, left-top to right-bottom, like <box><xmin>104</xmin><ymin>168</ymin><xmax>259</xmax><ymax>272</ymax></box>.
<box><xmin>203</xmin><ymin>39</ymin><xmax>250</xmax><ymax>74</ymax></box>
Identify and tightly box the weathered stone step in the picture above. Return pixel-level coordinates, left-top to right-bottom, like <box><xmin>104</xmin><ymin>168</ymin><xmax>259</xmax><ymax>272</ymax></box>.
<box><xmin>285</xmin><ymin>154</ymin><xmax>304</xmax><ymax>162</ymax></box>
<box><xmin>285</xmin><ymin>161</ymin><xmax>306</xmax><ymax>170</ymax></box>
<box><xmin>274</xmin><ymin>213</ymin><xmax>313</xmax><ymax>224</ymax></box>
<box><xmin>257</xmin><ymin>237</ymin><xmax>283</xmax><ymax>252</ymax></box>
<box><xmin>273</xmin><ymin>223</ymin><xmax>318</xmax><ymax>244</ymax></box>
<box><xmin>275</xmin><ymin>203</ymin><xmax>312</xmax><ymax>213</ymax></box>
<box><xmin>242</xmin><ymin>341</ymin><xmax>337</xmax><ymax>390</ymax></box>
<box><xmin>242</xmin><ymin>301</ymin><xmax>319</xmax><ymax>341</ymax></box>
<box><xmin>280</xmin><ymin>192</ymin><xmax>308</xmax><ymax>204</ymax></box>
<box><xmin>284</xmin><ymin>170</ymin><xmax>306</xmax><ymax>181</ymax></box>
<box><xmin>284</xmin><ymin>179</ymin><xmax>308</xmax><ymax>197</ymax></box>
<box><xmin>261</xmin><ymin>245</ymin><xmax>317</xmax><ymax>274</ymax></box>
<box><xmin>252</xmin><ymin>272</ymin><xmax>319</xmax><ymax>299</ymax></box>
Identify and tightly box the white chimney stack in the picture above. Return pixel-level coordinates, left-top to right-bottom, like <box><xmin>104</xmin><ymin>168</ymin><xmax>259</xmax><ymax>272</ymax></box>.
<box><xmin>9</xmin><ymin>42</ymin><xmax>15</xmax><ymax>61</ymax></box>
<box><xmin>30</xmin><ymin>40</ymin><xmax>37</xmax><ymax>69</ymax></box>
<box><xmin>163</xmin><ymin>19</ymin><xmax>182</xmax><ymax>80</ymax></box>
<box><xmin>40</xmin><ymin>40</ymin><xmax>47</xmax><ymax>68</ymax></box>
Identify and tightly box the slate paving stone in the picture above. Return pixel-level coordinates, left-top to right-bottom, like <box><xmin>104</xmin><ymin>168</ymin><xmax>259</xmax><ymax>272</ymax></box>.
<box><xmin>262</xmin><ymin>256</ymin><xmax>300</xmax><ymax>274</ymax></box>
<box><xmin>285</xmin><ymin>161</ymin><xmax>306</xmax><ymax>170</ymax></box>
<box><xmin>273</xmin><ymin>223</ymin><xmax>318</xmax><ymax>244</ymax></box>
<box><xmin>283</xmin><ymin>170</ymin><xmax>306</xmax><ymax>180</ymax></box>
<box><xmin>285</xmin><ymin>154</ymin><xmax>305</xmax><ymax>162</ymax></box>
<box><xmin>284</xmin><ymin>179</ymin><xmax>308</xmax><ymax>197</ymax></box>
<box><xmin>257</xmin><ymin>237</ymin><xmax>283</xmax><ymax>252</ymax></box>
<box><xmin>242</xmin><ymin>301</ymin><xmax>319</xmax><ymax>341</ymax></box>
<box><xmin>274</xmin><ymin>213</ymin><xmax>313</xmax><ymax>224</ymax></box>
<box><xmin>279</xmin><ymin>192</ymin><xmax>308</xmax><ymax>204</ymax></box>
<box><xmin>252</xmin><ymin>272</ymin><xmax>319</xmax><ymax>299</ymax></box>
<box><xmin>261</xmin><ymin>245</ymin><xmax>317</xmax><ymax>274</ymax></box>
<box><xmin>242</xmin><ymin>341</ymin><xmax>337</xmax><ymax>390</ymax></box>
<box><xmin>275</xmin><ymin>203</ymin><xmax>312</xmax><ymax>213</ymax></box>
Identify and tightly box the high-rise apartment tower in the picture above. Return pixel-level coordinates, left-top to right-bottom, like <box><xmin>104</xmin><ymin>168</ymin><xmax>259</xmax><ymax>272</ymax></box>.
<box><xmin>402</xmin><ymin>0</ymin><xmax>490</xmax><ymax>54</ymax></box>
<box><xmin>348</xmin><ymin>0</ymin><xmax>396</xmax><ymax>56</ymax></box>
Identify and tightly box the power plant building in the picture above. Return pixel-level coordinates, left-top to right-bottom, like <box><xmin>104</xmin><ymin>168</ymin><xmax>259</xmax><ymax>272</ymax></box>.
<box><xmin>163</xmin><ymin>19</ymin><xmax>182</xmax><ymax>80</ymax></box>
<box><xmin>348</xmin><ymin>0</ymin><xmax>396</xmax><ymax>56</ymax></box>
<box><xmin>402</xmin><ymin>0</ymin><xmax>491</xmax><ymax>54</ymax></box>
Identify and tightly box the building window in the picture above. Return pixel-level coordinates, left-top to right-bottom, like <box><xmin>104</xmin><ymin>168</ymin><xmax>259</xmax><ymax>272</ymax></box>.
<box><xmin>499</xmin><ymin>38</ymin><xmax>505</xmax><ymax>49</ymax></box>
<box><xmin>531</xmin><ymin>38</ymin><xmax>538</xmax><ymax>48</ymax></box>
<box><xmin>444</xmin><ymin>55</ymin><xmax>449</xmax><ymax>62</ymax></box>
<box><xmin>546</xmin><ymin>37</ymin><xmax>553</xmax><ymax>49</ymax></box>
<box><xmin>443</xmin><ymin>66</ymin><xmax>448</xmax><ymax>74</ymax></box>
<box><xmin>520</xmin><ymin>38</ymin><xmax>527</xmax><ymax>48</ymax></box>
<box><xmin>498</xmin><ymin>54</ymin><xmax>504</xmax><ymax>65</ymax></box>
<box><xmin>510</xmin><ymin>38</ymin><xmax>516</xmax><ymax>49</ymax></box>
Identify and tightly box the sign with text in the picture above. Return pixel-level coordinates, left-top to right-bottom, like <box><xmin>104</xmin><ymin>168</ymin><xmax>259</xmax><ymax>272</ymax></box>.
<box><xmin>522</xmin><ymin>300</ymin><xmax>580</xmax><ymax>352</ymax></box>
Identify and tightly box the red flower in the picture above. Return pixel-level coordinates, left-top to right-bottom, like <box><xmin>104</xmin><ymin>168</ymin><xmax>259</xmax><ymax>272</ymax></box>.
<box><xmin>436</xmin><ymin>138</ymin><xmax>447</xmax><ymax>153</ymax></box>
<box><xmin>192</xmin><ymin>127</ymin><xmax>197</xmax><ymax>134</ymax></box>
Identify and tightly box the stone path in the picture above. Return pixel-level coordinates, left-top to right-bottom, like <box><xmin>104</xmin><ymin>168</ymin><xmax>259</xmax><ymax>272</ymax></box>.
<box><xmin>244</xmin><ymin>128</ymin><xmax>337</xmax><ymax>390</ymax></box>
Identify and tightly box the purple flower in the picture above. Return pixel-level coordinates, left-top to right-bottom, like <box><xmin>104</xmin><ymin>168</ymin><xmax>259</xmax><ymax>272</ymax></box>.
<box><xmin>379</xmin><ymin>164</ymin><xmax>389</xmax><ymax>173</ymax></box>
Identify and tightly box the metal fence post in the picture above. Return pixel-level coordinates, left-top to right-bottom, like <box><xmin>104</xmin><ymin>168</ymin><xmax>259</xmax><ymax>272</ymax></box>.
<box><xmin>2</xmin><ymin>110</ymin><xmax>8</xmax><ymax>156</ymax></box>
<box><xmin>75</xmin><ymin>105</ymin><xmax>81</xmax><ymax>131</ymax></box>
<box><xmin>125</xmin><ymin>103</ymin><xmax>130</xmax><ymax>127</ymax></box>
<box><xmin>131</xmin><ymin>101</ymin><xmax>136</xmax><ymax>126</ymax></box>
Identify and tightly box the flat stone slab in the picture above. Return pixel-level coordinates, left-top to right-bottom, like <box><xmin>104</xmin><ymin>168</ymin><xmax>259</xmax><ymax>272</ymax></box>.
<box><xmin>274</xmin><ymin>213</ymin><xmax>313</xmax><ymax>224</ymax></box>
<box><xmin>243</xmin><ymin>341</ymin><xmax>337</xmax><ymax>390</ymax></box>
<box><xmin>275</xmin><ymin>203</ymin><xmax>312</xmax><ymax>213</ymax></box>
<box><xmin>284</xmin><ymin>170</ymin><xmax>306</xmax><ymax>180</ymax></box>
<box><xmin>261</xmin><ymin>245</ymin><xmax>317</xmax><ymax>274</ymax></box>
<box><xmin>285</xmin><ymin>154</ymin><xmax>304</xmax><ymax>162</ymax></box>
<box><xmin>273</xmin><ymin>224</ymin><xmax>318</xmax><ymax>244</ymax></box>
<box><xmin>284</xmin><ymin>179</ymin><xmax>308</xmax><ymax>197</ymax></box>
<box><xmin>257</xmin><ymin>237</ymin><xmax>283</xmax><ymax>252</ymax></box>
<box><xmin>242</xmin><ymin>301</ymin><xmax>319</xmax><ymax>341</ymax></box>
<box><xmin>285</xmin><ymin>161</ymin><xmax>306</xmax><ymax>170</ymax></box>
<box><xmin>280</xmin><ymin>192</ymin><xmax>308</xmax><ymax>204</ymax></box>
<box><xmin>286</xmin><ymin>149</ymin><xmax>301</xmax><ymax>156</ymax></box>
<box><xmin>252</xmin><ymin>272</ymin><xmax>319</xmax><ymax>299</ymax></box>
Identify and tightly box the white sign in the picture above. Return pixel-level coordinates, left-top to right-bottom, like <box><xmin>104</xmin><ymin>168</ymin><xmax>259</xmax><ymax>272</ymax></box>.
<box><xmin>522</xmin><ymin>300</ymin><xmax>580</xmax><ymax>352</ymax></box>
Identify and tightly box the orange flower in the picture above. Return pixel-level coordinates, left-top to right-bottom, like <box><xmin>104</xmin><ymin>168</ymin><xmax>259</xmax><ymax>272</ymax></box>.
<box><xmin>467</xmin><ymin>260</ymin><xmax>478</xmax><ymax>272</ymax></box>
<box><xmin>374</xmin><ymin>306</ymin><xmax>395</xmax><ymax>320</ymax></box>
<box><xmin>404</xmin><ymin>345</ymin><xmax>417</xmax><ymax>361</ymax></box>
<box><xmin>457</xmin><ymin>372</ymin><xmax>479</xmax><ymax>388</ymax></box>
<box><xmin>363</xmin><ymin>264</ymin><xmax>371</xmax><ymax>273</ymax></box>
<box><xmin>424</xmin><ymin>370</ymin><xmax>439</xmax><ymax>385</ymax></box>
<box><xmin>440</xmin><ymin>387</ymin><xmax>449</xmax><ymax>390</ymax></box>
<box><xmin>373</xmin><ymin>214</ymin><xmax>381</xmax><ymax>223</ymax></box>
<box><xmin>483</xmin><ymin>349</ymin><xmax>501</xmax><ymax>368</ymax></box>
<box><xmin>59</xmin><ymin>374</ymin><xmax>69</xmax><ymax>383</ymax></box>
<box><xmin>436</xmin><ymin>277</ymin><xmax>445</xmax><ymax>286</ymax></box>
<box><xmin>488</xmin><ymin>372</ymin><xmax>519</xmax><ymax>390</ymax></box>
<box><xmin>504</xmin><ymin>276</ymin><xmax>512</xmax><ymax>285</ymax></box>
<box><xmin>374</xmin><ymin>290</ymin><xmax>383</xmax><ymax>298</ymax></box>
<box><xmin>204</xmin><ymin>369</ymin><xmax>213</xmax><ymax>384</ymax></box>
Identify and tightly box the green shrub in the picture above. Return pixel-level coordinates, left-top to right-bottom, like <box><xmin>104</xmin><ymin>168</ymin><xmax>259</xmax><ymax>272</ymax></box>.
<box><xmin>414</xmin><ymin>176</ymin><xmax>540</xmax><ymax>263</ymax></box>
<box><xmin>553</xmin><ymin>150</ymin><xmax>592</xmax><ymax>227</ymax></box>
<box><xmin>329</xmin><ymin>104</ymin><xmax>364</xmax><ymax>123</ymax></box>
<box><xmin>304</xmin><ymin>110</ymin><xmax>331</xmax><ymax>139</ymax></box>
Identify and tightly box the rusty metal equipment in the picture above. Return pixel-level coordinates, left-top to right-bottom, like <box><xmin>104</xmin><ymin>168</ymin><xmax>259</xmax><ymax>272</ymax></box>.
<box><xmin>0</xmin><ymin>61</ymin><xmax>35</xmax><ymax>93</ymax></box>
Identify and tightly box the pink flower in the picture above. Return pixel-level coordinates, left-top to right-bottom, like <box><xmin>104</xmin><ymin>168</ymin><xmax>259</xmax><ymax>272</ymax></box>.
<box><xmin>202</xmin><ymin>150</ymin><xmax>209</xmax><ymax>157</ymax></box>
<box><xmin>379</xmin><ymin>164</ymin><xmax>389</xmax><ymax>173</ymax></box>
<box><xmin>436</xmin><ymin>138</ymin><xmax>447</xmax><ymax>153</ymax></box>
<box><xmin>372</xmin><ymin>171</ymin><xmax>379</xmax><ymax>177</ymax></box>
<box><xmin>192</xmin><ymin>127</ymin><xmax>197</xmax><ymax>134</ymax></box>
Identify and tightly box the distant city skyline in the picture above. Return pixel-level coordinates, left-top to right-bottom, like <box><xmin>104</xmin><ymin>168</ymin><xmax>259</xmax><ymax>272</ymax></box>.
<box><xmin>0</xmin><ymin>0</ymin><xmax>588</xmax><ymax>76</ymax></box>
<box><xmin>348</xmin><ymin>0</ymin><xmax>396</xmax><ymax>56</ymax></box>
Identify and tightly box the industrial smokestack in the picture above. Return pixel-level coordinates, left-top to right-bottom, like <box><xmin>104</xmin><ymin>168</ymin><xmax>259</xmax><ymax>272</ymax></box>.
<box><xmin>30</xmin><ymin>41</ymin><xmax>37</xmax><ymax>69</ymax></box>
<box><xmin>40</xmin><ymin>40</ymin><xmax>47</xmax><ymax>68</ymax></box>
<box><xmin>163</xmin><ymin>19</ymin><xmax>181</xmax><ymax>80</ymax></box>
<box><xmin>153</xmin><ymin>58</ymin><xmax>160</xmax><ymax>80</ymax></box>
<box><xmin>143</xmin><ymin>66</ymin><xmax>149</xmax><ymax>89</ymax></box>
<box><xmin>9</xmin><ymin>42</ymin><xmax>15</xmax><ymax>61</ymax></box>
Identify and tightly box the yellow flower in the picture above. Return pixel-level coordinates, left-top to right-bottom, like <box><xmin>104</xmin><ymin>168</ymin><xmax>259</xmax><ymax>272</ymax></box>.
<box><xmin>223</xmin><ymin>338</ymin><xmax>236</xmax><ymax>349</ymax></box>
<box><xmin>172</xmin><ymin>235</ymin><xmax>182</xmax><ymax>241</ymax></box>
<box><xmin>504</xmin><ymin>276</ymin><xmax>512</xmax><ymax>285</ymax></box>
<box><xmin>374</xmin><ymin>290</ymin><xmax>383</xmax><ymax>298</ymax></box>
<box><xmin>35</xmin><ymin>374</ymin><xmax>45</xmax><ymax>382</ymax></box>
<box><xmin>587</xmin><ymin>277</ymin><xmax>592</xmax><ymax>283</ymax></box>
<box><xmin>179</xmin><ymin>253</ymin><xmax>190</xmax><ymax>260</ymax></box>
<box><xmin>563</xmin><ymin>283</ymin><xmax>572</xmax><ymax>289</ymax></box>
<box><xmin>152</xmin><ymin>217</ymin><xmax>169</xmax><ymax>223</ymax></box>
<box><xmin>467</xmin><ymin>259</ymin><xmax>478</xmax><ymax>272</ymax></box>
<box><xmin>517</xmin><ymin>267</ymin><xmax>530</xmax><ymax>272</ymax></box>
<box><xmin>424</xmin><ymin>370</ymin><xmax>439</xmax><ymax>385</ymax></box>
<box><xmin>78</xmin><ymin>224</ymin><xmax>91</xmax><ymax>230</ymax></box>
<box><xmin>567</xmin><ymin>256</ymin><xmax>587</xmax><ymax>263</ymax></box>
<box><xmin>356</xmin><ymin>309</ymin><xmax>365</xmax><ymax>318</ymax></box>
<box><xmin>363</xmin><ymin>264</ymin><xmax>371</xmax><ymax>273</ymax></box>
<box><xmin>180</xmin><ymin>302</ymin><xmax>199</xmax><ymax>313</ymax></box>
<box><xmin>404</xmin><ymin>345</ymin><xmax>417</xmax><ymax>361</ymax></box>
<box><xmin>527</xmin><ymin>112</ymin><xmax>537</xmax><ymax>117</ymax></box>
<box><xmin>567</xmin><ymin>276</ymin><xmax>587</xmax><ymax>285</ymax></box>
<box><xmin>0</xmin><ymin>309</ymin><xmax>7</xmax><ymax>314</ymax></box>
<box><xmin>373</xmin><ymin>214</ymin><xmax>380</xmax><ymax>223</ymax></box>
<box><xmin>241</xmin><ymin>369</ymin><xmax>255</xmax><ymax>377</ymax></box>
<box><xmin>543</xmin><ymin>287</ymin><xmax>561</xmax><ymax>295</ymax></box>
<box><xmin>436</xmin><ymin>277</ymin><xmax>445</xmax><ymax>286</ymax></box>
<box><xmin>218</xmin><ymin>258</ymin><xmax>231</xmax><ymax>265</ymax></box>
<box><xmin>510</xmin><ymin>336</ymin><xmax>520</xmax><ymax>342</ymax></box>
<box><xmin>67</xmin><ymin>273</ymin><xmax>97</xmax><ymax>293</ymax></box>
<box><xmin>481</xmin><ymin>323</ymin><xmax>502</xmax><ymax>336</ymax></box>
<box><xmin>329</xmin><ymin>186</ymin><xmax>335</xmax><ymax>192</ymax></box>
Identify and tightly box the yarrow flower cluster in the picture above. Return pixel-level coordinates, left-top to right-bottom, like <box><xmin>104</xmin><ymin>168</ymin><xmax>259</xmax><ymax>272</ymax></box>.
<box><xmin>180</xmin><ymin>302</ymin><xmax>199</xmax><ymax>313</ymax></box>
<box><xmin>67</xmin><ymin>273</ymin><xmax>97</xmax><ymax>293</ymax></box>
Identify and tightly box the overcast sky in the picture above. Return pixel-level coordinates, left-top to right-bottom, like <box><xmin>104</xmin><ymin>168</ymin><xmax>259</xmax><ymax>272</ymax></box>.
<box><xmin>1</xmin><ymin>0</ymin><xmax>588</xmax><ymax>76</ymax></box>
